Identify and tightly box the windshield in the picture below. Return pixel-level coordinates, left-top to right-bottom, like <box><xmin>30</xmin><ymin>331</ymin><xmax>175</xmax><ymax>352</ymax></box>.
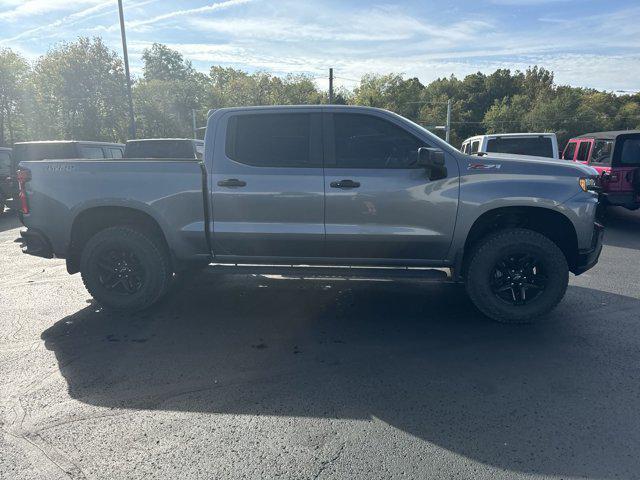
<box><xmin>124</xmin><ymin>140</ymin><xmax>196</xmax><ymax>159</ymax></box>
<box><xmin>486</xmin><ymin>136</ymin><xmax>554</xmax><ymax>158</ymax></box>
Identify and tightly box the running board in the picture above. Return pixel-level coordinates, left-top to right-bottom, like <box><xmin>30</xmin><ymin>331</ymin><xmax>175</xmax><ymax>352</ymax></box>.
<box><xmin>207</xmin><ymin>264</ymin><xmax>452</xmax><ymax>282</ymax></box>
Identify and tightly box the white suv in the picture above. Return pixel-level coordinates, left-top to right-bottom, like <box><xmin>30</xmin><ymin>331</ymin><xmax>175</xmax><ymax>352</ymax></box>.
<box><xmin>461</xmin><ymin>133</ymin><xmax>559</xmax><ymax>159</ymax></box>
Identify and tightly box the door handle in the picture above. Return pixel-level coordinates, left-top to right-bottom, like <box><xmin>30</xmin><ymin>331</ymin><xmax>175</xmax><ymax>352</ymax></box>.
<box><xmin>330</xmin><ymin>179</ymin><xmax>360</xmax><ymax>189</ymax></box>
<box><xmin>217</xmin><ymin>178</ymin><xmax>246</xmax><ymax>187</ymax></box>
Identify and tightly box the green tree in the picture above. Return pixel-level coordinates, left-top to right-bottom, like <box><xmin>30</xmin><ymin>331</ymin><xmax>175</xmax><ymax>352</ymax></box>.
<box><xmin>30</xmin><ymin>37</ymin><xmax>129</xmax><ymax>141</ymax></box>
<box><xmin>142</xmin><ymin>43</ymin><xmax>194</xmax><ymax>82</ymax></box>
<box><xmin>134</xmin><ymin>44</ymin><xmax>207</xmax><ymax>138</ymax></box>
<box><xmin>0</xmin><ymin>48</ymin><xmax>32</xmax><ymax>145</ymax></box>
<box><xmin>353</xmin><ymin>73</ymin><xmax>424</xmax><ymax>119</ymax></box>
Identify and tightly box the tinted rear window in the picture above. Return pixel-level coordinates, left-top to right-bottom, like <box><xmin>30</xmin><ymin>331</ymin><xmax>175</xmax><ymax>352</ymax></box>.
<box><xmin>125</xmin><ymin>140</ymin><xmax>195</xmax><ymax>159</ymax></box>
<box><xmin>225</xmin><ymin>113</ymin><xmax>314</xmax><ymax>167</ymax></box>
<box><xmin>619</xmin><ymin>138</ymin><xmax>640</xmax><ymax>166</ymax></box>
<box><xmin>563</xmin><ymin>142</ymin><xmax>577</xmax><ymax>160</ymax></box>
<box><xmin>486</xmin><ymin>137</ymin><xmax>553</xmax><ymax>158</ymax></box>
<box><xmin>80</xmin><ymin>146</ymin><xmax>106</xmax><ymax>159</ymax></box>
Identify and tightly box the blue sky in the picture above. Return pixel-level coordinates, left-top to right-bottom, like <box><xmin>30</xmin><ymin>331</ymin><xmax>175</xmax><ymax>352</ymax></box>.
<box><xmin>1</xmin><ymin>0</ymin><xmax>639</xmax><ymax>91</ymax></box>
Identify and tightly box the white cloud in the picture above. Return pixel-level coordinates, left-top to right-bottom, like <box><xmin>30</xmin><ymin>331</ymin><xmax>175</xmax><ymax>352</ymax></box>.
<box><xmin>125</xmin><ymin>0</ymin><xmax>253</xmax><ymax>31</ymax></box>
<box><xmin>0</xmin><ymin>0</ymin><xmax>104</xmax><ymax>21</ymax></box>
<box><xmin>1</xmin><ymin>0</ymin><xmax>638</xmax><ymax>91</ymax></box>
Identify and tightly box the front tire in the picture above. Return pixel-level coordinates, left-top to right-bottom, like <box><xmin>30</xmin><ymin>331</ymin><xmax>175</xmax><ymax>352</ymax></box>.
<box><xmin>465</xmin><ymin>228</ymin><xmax>569</xmax><ymax>323</ymax></box>
<box><xmin>80</xmin><ymin>226</ymin><xmax>171</xmax><ymax>312</ymax></box>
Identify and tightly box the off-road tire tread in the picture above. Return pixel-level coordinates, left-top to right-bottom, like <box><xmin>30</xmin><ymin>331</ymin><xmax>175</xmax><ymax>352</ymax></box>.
<box><xmin>465</xmin><ymin>228</ymin><xmax>569</xmax><ymax>323</ymax></box>
<box><xmin>80</xmin><ymin>226</ymin><xmax>171</xmax><ymax>312</ymax></box>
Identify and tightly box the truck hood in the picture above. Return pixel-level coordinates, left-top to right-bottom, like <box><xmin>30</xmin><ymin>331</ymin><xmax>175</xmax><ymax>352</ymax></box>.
<box><xmin>477</xmin><ymin>153</ymin><xmax>598</xmax><ymax>177</ymax></box>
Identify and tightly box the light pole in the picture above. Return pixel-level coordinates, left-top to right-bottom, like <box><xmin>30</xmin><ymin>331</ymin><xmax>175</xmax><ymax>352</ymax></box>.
<box><xmin>118</xmin><ymin>0</ymin><xmax>136</xmax><ymax>139</ymax></box>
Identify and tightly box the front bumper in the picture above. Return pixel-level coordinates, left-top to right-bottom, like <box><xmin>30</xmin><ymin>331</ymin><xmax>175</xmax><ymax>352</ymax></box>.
<box><xmin>573</xmin><ymin>222</ymin><xmax>604</xmax><ymax>275</ymax></box>
<box><xmin>18</xmin><ymin>228</ymin><xmax>54</xmax><ymax>259</ymax></box>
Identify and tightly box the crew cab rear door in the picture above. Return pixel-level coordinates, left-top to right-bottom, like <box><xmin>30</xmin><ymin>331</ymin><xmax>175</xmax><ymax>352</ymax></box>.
<box><xmin>210</xmin><ymin>110</ymin><xmax>324</xmax><ymax>259</ymax></box>
<box><xmin>322</xmin><ymin>111</ymin><xmax>459</xmax><ymax>262</ymax></box>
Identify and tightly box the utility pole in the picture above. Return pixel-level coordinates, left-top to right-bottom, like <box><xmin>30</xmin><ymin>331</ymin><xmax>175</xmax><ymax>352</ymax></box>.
<box><xmin>445</xmin><ymin>99</ymin><xmax>452</xmax><ymax>144</ymax></box>
<box><xmin>192</xmin><ymin>109</ymin><xmax>197</xmax><ymax>139</ymax></box>
<box><xmin>329</xmin><ymin>68</ymin><xmax>334</xmax><ymax>104</ymax></box>
<box><xmin>118</xmin><ymin>0</ymin><xmax>136</xmax><ymax>139</ymax></box>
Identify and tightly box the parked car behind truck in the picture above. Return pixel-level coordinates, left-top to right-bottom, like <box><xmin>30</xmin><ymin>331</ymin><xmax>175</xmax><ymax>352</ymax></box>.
<box><xmin>562</xmin><ymin>131</ymin><xmax>640</xmax><ymax>211</ymax></box>
<box><xmin>7</xmin><ymin>141</ymin><xmax>124</xmax><ymax>207</ymax></box>
<box><xmin>124</xmin><ymin>138</ymin><xmax>204</xmax><ymax>160</ymax></box>
<box><xmin>17</xmin><ymin>106</ymin><xmax>602</xmax><ymax>323</ymax></box>
<box><xmin>461</xmin><ymin>133</ymin><xmax>559</xmax><ymax>159</ymax></box>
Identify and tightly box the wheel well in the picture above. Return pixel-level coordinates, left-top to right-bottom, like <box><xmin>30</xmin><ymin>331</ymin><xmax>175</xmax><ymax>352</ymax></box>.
<box><xmin>67</xmin><ymin>206</ymin><xmax>170</xmax><ymax>274</ymax></box>
<box><xmin>461</xmin><ymin>206</ymin><xmax>579</xmax><ymax>276</ymax></box>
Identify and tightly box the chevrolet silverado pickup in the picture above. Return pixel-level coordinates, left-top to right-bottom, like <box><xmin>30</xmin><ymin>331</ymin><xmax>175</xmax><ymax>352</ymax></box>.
<box><xmin>16</xmin><ymin>106</ymin><xmax>603</xmax><ymax>323</ymax></box>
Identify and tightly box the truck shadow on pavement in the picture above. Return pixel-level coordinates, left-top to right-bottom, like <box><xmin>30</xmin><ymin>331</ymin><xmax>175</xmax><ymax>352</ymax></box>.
<box><xmin>42</xmin><ymin>272</ymin><xmax>640</xmax><ymax>479</ymax></box>
<box><xmin>603</xmin><ymin>207</ymin><xmax>640</xmax><ymax>251</ymax></box>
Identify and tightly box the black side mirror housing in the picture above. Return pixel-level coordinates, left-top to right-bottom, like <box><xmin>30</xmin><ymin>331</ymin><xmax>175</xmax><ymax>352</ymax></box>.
<box><xmin>417</xmin><ymin>147</ymin><xmax>447</xmax><ymax>180</ymax></box>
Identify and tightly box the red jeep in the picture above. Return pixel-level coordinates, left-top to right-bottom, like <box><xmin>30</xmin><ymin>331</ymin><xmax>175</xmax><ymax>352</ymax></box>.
<box><xmin>562</xmin><ymin>130</ymin><xmax>640</xmax><ymax>211</ymax></box>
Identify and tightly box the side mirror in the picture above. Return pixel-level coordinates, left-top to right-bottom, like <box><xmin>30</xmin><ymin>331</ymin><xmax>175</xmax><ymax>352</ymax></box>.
<box><xmin>417</xmin><ymin>147</ymin><xmax>447</xmax><ymax>180</ymax></box>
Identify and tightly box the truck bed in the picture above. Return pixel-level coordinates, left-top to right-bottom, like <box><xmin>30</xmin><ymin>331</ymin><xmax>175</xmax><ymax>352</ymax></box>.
<box><xmin>19</xmin><ymin>159</ymin><xmax>209</xmax><ymax>262</ymax></box>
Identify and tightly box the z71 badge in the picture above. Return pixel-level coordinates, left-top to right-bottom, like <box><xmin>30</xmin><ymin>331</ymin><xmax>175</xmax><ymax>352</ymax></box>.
<box><xmin>468</xmin><ymin>163</ymin><xmax>502</xmax><ymax>170</ymax></box>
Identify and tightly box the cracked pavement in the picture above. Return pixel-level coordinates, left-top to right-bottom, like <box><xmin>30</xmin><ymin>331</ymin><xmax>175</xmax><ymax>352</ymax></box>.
<box><xmin>1</xmin><ymin>208</ymin><xmax>640</xmax><ymax>479</ymax></box>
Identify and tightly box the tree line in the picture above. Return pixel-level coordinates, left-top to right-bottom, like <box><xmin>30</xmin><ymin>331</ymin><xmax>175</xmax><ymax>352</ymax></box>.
<box><xmin>1</xmin><ymin>37</ymin><xmax>639</xmax><ymax>149</ymax></box>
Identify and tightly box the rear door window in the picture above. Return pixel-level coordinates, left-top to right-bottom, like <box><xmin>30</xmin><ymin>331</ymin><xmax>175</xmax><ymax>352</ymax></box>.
<box><xmin>80</xmin><ymin>146</ymin><xmax>106</xmax><ymax>159</ymax></box>
<box><xmin>563</xmin><ymin>142</ymin><xmax>577</xmax><ymax>160</ymax></box>
<box><xmin>226</xmin><ymin>113</ymin><xmax>317</xmax><ymax>167</ymax></box>
<box><xmin>576</xmin><ymin>141</ymin><xmax>591</xmax><ymax>162</ymax></box>
<box><xmin>486</xmin><ymin>137</ymin><xmax>553</xmax><ymax>158</ymax></box>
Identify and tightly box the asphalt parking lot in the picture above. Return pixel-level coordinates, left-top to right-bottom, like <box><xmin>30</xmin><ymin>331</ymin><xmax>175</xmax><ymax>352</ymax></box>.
<box><xmin>1</xmin><ymin>208</ymin><xmax>640</xmax><ymax>480</ymax></box>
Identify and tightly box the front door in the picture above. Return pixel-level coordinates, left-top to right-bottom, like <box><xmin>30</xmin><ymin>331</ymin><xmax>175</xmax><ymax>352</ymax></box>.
<box><xmin>210</xmin><ymin>110</ymin><xmax>324</xmax><ymax>259</ymax></box>
<box><xmin>322</xmin><ymin>111</ymin><xmax>459</xmax><ymax>263</ymax></box>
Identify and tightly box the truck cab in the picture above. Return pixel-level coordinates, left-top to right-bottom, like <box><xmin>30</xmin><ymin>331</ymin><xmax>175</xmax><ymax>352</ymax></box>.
<box><xmin>562</xmin><ymin>131</ymin><xmax>640</xmax><ymax>211</ymax></box>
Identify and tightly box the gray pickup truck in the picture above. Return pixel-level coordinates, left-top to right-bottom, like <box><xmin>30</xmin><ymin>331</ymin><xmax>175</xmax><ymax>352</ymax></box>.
<box><xmin>16</xmin><ymin>106</ymin><xmax>603</xmax><ymax>323</ymax></box>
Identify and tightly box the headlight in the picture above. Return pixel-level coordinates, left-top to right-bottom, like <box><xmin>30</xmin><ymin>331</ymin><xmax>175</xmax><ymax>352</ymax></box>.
<box><xmin>579</xmin><ymin>177</ymin><xmax>599</xmax><ymax>192</ymax></box>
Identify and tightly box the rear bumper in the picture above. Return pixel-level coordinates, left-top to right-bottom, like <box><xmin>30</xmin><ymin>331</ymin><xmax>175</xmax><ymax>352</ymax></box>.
<box><xmin>573</xmin><ymin>222</ymin><xmax>604</xmax><ymax>275</ymax></box>
<box><xmin>601</xmin><ymin>192</ymin><xmax>640</xmax><ymax>210</ymax></box>
<box><xmin>18</xmin><ymin>228</ymin><xmax>54</xmax><ymax>259</ymax></box>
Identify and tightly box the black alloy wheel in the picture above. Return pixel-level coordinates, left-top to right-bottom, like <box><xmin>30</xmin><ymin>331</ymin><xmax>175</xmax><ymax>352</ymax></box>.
<box><xmin>96</xmin><ymin>248</ymin><xmax>146</xmax><ymax>295</ymax></box>
<box><xmin>490</xmin><ymin>253</ymin><xmax>547</xmax><ymax>305</ymax></box>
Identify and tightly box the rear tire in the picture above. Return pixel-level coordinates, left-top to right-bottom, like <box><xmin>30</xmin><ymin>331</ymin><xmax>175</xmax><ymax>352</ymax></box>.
<box><xmin>465</xmin><ymin>228</ymin><xmax>569</xmax><ymax>323</ymax></box>
<box><xmin>80</xmin><ymin>226</ymin><xmax>171</xmax><ymax>312</ymax></box>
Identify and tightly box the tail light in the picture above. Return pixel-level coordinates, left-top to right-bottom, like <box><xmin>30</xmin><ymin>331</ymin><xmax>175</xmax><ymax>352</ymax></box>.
<box><xmin>16</xmin><ymin>168</ymin><xmax>31</xmax><ymax>214</ymax></box>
